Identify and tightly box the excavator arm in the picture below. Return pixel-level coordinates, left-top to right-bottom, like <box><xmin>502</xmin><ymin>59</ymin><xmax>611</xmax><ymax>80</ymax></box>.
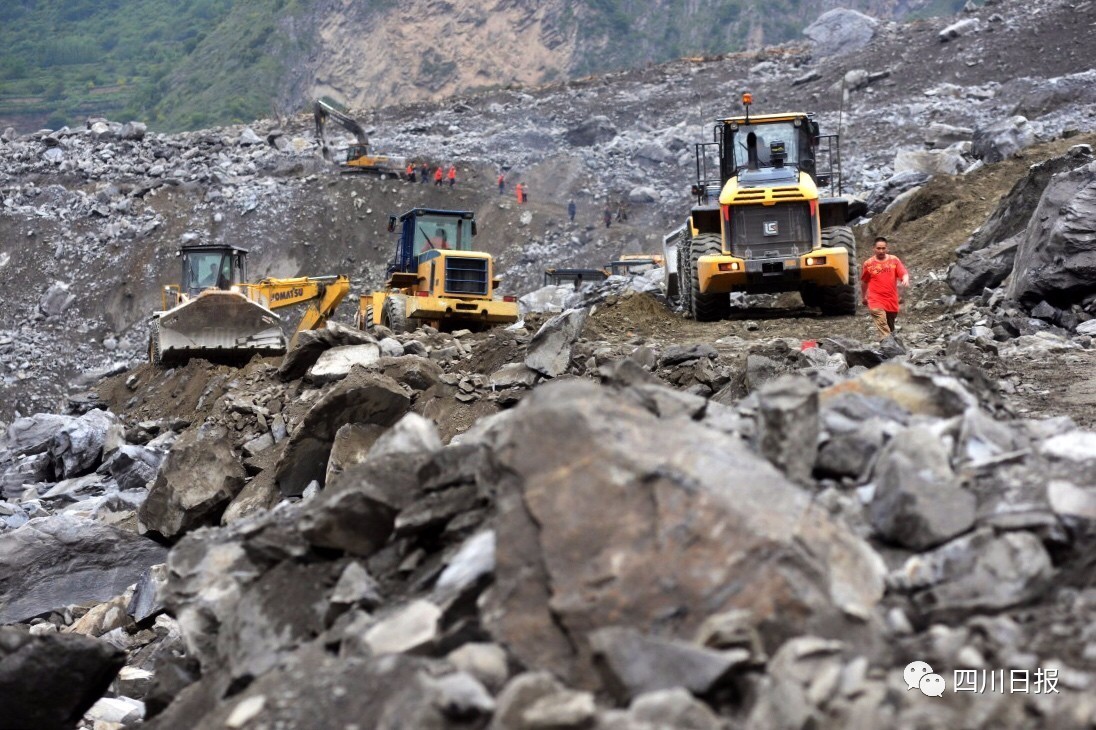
<box><xmin>241</xmin><ymin>275</ymin><xmax>351</xmax><ymax>348</ymax></box>
<box><xmin>314</xmin><ymin>99</ymin><xmax>368</xmax><ymax>161</ymax></box>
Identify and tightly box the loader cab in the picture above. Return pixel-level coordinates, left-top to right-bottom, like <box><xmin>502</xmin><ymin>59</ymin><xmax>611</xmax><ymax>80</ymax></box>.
<box><xmin>388</xmin><ymin>208</ymin><xmax>477</xmax><ymax>275</ymax></box>
<box><xmin>724</xmin><ymin>115</ymin><xmax>817</xmax><ymax>182</ymax></box>
<box><xmin>180</xmin><ymin>245</ymin><xmax>248</xmax><ymax>296</ymax></box>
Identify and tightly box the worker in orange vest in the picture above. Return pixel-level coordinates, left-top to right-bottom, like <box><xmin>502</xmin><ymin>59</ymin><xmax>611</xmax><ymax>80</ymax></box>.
<box><xmin>497</xmin><ymin>172</ymin><xmax>505</xmax><ymax>194</ymax></box>
<box><xmin>434</xmin><ymin>166</ymin><xmax>444</xmax><ymax>186</ymax></box>
<box><xmin>515</xmin><ymin>182</ymin><xmax>524</xmax><ymax>204</ymax></box>
<box><xmin>405</xmin><ymin>163</ymin><xmax>415</xmax><ymax>182</ymax></box>
<box><xmin>447</xmin><ymin>165</ymin><xmax>456</xmax><ymax>187</ymax></box>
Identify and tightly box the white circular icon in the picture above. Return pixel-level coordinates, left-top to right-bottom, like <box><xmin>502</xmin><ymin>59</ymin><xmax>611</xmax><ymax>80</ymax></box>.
<box><xmin>919</xmin><ymin>673</ymin><xmax>946</xmax><ymax>697</ymax></box>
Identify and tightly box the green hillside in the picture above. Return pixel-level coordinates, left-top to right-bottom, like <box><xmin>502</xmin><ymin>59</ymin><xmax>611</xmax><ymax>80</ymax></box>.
<box><xmin>0</xmin><ymin>0</ymin><xmax>307</xmax><ymax>132</ymax></box>
<box><xmin>0</xmin><ymin>0</ymin><xmax>972</xmax><ymax>133</ymax></box>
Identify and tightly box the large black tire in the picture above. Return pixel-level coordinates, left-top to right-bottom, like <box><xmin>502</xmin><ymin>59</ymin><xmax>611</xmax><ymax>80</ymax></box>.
<box><xmin>677</xmin><ymin>241</ymin><xmax>691</xmax><ymax>310</ymax></box>
<box><xmin>689</xmin><ymin>232</ymin><xmax>730</xmax><ymax>321</ymax></box>
<box><xmin>817</xmin><ymin>226</ymin><xmax>857</xmax><ymax>316</ymax></box>
<box><xmin>799</xmin><ymin>283</ymin><xmax>821</xmax><ymax>308</ymax></box>
<box><xmin>381</xmin><ymin>294</ymin><xmax>409</xmax><ymax>334</ymax></box>
<box><xmin>356</xmin><ymin>304</ymin><xmax>375</xmax><ymax>332</ymax></box>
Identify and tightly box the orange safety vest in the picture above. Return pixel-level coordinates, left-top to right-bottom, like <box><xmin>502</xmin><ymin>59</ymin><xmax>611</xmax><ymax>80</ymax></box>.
<box><xmin>515</xmin><ymin>183</ymin><xmax>523</xmax><ymax>201</ymax></box>
<box><xmin>406</xmin><ymin>164</ymin><xmax>413</xmax><ymax>176</ymax></box>
<box><xmin>434</xmin><ymin>167</ymin><xmax>443</xmax><ymax>181</ymax></box>
<box><xmin>447</xmin><ymin>166</ymin><xmax>456</xmax><ymax>179</ymax></box>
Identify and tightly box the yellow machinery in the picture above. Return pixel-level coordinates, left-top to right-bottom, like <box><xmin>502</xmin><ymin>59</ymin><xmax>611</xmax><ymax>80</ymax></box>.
<box><xmin>149</xmin><ymin>243</ymin><xmax>349</xmax><ymax>364</ymax></box>
<box><xmin>357</xmin><ymin>208</ymin><xmax>519</xmax><ymax>333</ymax></box>
<box><xmin>313</xmin><ymin>99</ymin><xmax>406</xmax><ymax>177</ymax></box>
<box><xmin>669</xmin><ymin>93</ymin><xmax>858</xmax><ymax>320</ymax></box>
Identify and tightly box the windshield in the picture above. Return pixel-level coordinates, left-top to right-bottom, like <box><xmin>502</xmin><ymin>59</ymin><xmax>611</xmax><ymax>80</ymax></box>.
<box><xmin>731</xmin><ymin>122</ymin><xmax>801</xmax><ymax>169</ymax></box>
<box><xmin>412</xmin><ymin>216</ymin><xmax>472</xmax><ymax>256</ymax></box>
<box><xmin>186</xmin><ymin>251</ymin><xmax>232</xmax><ymax>289</ymax></box>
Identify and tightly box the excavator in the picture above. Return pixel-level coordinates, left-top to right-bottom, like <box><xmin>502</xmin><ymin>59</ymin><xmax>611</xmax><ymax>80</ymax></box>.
<box><xmin>357</xmin><ymin>208</ymin><xmax>519</xmax><ymax>333</ymax></box>
<box><xmin>313</xmin><ymin>99</ymin><xmax>406</xmax><ymax>177</ymax></box>
<box><xmin>148</xmin><ymin>243</ymin><xmax>349</xmax><ymax>365</ymax></box>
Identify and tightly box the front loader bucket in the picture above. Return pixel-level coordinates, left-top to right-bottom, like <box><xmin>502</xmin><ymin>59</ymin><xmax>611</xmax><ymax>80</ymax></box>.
<box><xmin>151</xmin><ymin>290</ymin><xmax>286</xmax><ymax>365</ymax></box>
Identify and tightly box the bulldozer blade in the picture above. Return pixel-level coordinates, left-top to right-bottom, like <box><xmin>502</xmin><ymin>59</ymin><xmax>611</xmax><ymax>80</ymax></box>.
<box><xmin>155</xmin><ymin>290</ymin><xmax>286</xmax><ymax>364</ymax></box>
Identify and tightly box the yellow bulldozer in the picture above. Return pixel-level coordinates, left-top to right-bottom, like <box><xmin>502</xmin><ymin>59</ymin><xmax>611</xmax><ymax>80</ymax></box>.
<box><xmin>668</xmin><ymin>93</ymin><xmax>859</xmax><ymax>320</ymax></box>
<box><xmin>149</xmin><ymin>243</ymin><xmax>349</xmax><ymax>365</ymax></box>
<box><xmin>357</xmin><ymin>208</ymin><xmax>519</xmax><ymax>333</ymax></box>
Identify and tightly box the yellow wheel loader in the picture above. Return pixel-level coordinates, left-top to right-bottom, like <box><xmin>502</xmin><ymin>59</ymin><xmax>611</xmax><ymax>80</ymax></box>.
<box><xmin>358</xmin><ymin>208</ymin><xmax>519</xmax><ymax>334</ymax></box>
<box><xmin>668</xmin><ymin>93</ymin><xmax>861</xmax><ymax>320</ymax></box>
<box><xmin>149</xmin><ymin>244</ymin><xmax>349</xmax><ymax>365</ymax></box>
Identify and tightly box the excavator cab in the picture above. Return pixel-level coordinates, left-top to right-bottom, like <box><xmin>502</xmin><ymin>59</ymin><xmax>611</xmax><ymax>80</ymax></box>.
<box><xmin>180</xmin><ymin>245</ymin><xmax>248</xmax><ymax>297</ymax></box>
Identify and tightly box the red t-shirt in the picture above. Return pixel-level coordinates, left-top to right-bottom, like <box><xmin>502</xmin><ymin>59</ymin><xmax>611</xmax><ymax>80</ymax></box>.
<box><xmin>860</xmin><ymin>255</ymin><xmax>908</xmax><ymax>312</ymax></box>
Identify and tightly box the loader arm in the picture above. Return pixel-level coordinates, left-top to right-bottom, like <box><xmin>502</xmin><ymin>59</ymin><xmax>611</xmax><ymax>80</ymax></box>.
<box><xmin>241</xmin><ymin>275</ymin><xmax>351</xmax><ymax>347</ymax></box>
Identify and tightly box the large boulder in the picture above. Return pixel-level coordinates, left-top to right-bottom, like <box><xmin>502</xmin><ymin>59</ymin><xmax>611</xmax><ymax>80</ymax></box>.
<box><xmin>947</xmin><ymin>234</ymin><xmax>1021</xmax><ymax>296</ymax></box>
<box><xmin>277</xmin><ymin>322</ymin><xmax>377</xmax><ymax>381</ymax></box>
<box><xmin>481</xmin><ymin>381</ymin><xmax>885</xmax><ymax>690</ymax></box>
<box><xmin>525</xmin><ymin>308</ymin><xmax>589</xmax><ymax>378</ymax></box>
<box><xmin>273</xmin><ymin>369</ymin><xmax>410</xmax><ymax>495</ymax></box>
<box><xmin>138</xmin><ymin>426</ymin><xmax>247</xmax><ymax>540</ymax></box>
<box><xmin>960</xmin><ymin>146</ymin><xmax>1093</xmax><ymax>256</ymax></box>
<box><xmin>1006</xmin><ymin>159</ymin><xmax>1096</xmax><ymax>308</ymax></box>
<box><xmin>48</xmin><ymin>408</ymin><xmax>119</xmax><ymax>479</ymax></box>
<box><xmin>0</xmin><ymin>626</ymin><xmax>125</xmax><ymax>730</ymax></box>
<box><xmin>0</xmin><ymin>515</ymin><xmax>167</xmax><ymax>623</ymax></box>
<box><xmin>868</xmin><ymin>426</ymin><xmax>976</xmax><ymax>550</ymax></box>
<box><xmin>7</xmin><ymin>413</ymin><xmax>75</xmax><ymax>456</ymax></box>
<box><xmin>564</xmin><ymin>116</ymin><xmax>618</xmax><ymax>147</ymax></box>
<box><xmin>971</xmin><ymin>116</ymin><xmax>1036</xmax><ymax>164</ymax></box>
<box><xmin>803</xmin><ymin>9</ymin><xmax>878</xmax><ymax>57</ymax></box>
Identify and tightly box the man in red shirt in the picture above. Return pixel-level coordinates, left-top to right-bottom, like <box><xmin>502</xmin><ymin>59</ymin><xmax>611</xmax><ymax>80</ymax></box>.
<box><xmin>860</xmin><ymin>236</ymin><xmax>909</xmax><ymax>339</ymax></box>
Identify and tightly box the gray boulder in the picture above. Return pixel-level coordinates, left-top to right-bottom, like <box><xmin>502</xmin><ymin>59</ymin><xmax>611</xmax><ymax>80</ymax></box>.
<box><xmin>119</xmin><ymin>121</ymin><xmax>147</xmax><ymax>140</ymax></box>
<box><xmin>1007</xmin><ymin>160</ymin><xmax>1096</xmax><ymax>308</ymax></box>
<box><xmin>307</xmin><ymin>343</ymin><xmax>382</xmax><ymax>384</ymax></box>
<box><xmin>869</xmin><ymin>426</ymin><xmax>976</xmax><ymax>551</ymax></box>
<box><xmin>138</xmin><ymin>426</ymin><xmax>247</xmax><ymax>540</ymax></box>
<box><xmin>865</xmin><ymin>170</ymin><xmax>930</xmax><ymax>214</ymax></box>
<box><xmin>947</xmin><ymin>234</ymin><xmax>1021</xmax><ymax>296</ymax></box>
<box><xmin>972</xmin><ymin>116</ymin><xmax>1036</xmax><ymax>164</ymax></box>
<box><xmin>108</xmin><ymin>444</ymin><xmax>164</xmax><ymax>491</ymax></box>
<box><xmin>0</xmin><ymin>515</ymin><xmax>167</xmax><ymax>623</ymax></box>
<box><xmin>525</xmin><ymin>308</ymin><xmax>589</xmax><ymax>378</ymax></box>
<box><xmin>899</xmin><ymin>528</ymin><xmax>1054</xmax><ymax>620</ymax></box>
<box><xmin>757</xmin><ymin>375</ymin><xmax>819</xmax><ymax>484</ymax></box>
<box><xmin>274</xmin><ymin>369</ymin><xmax>410</xmax><ymax>495</ymax></box>
<box><xmin>960</xmin><ymin>146</ymin><xmax>1092</xmax><ymax>255</ymax></box>
<box><xmin>0</xmin><ymin>626</ymin><xmax>125</xmax><ymax>730</ymax></box>
<box><xmin>590</xmin><ymin>626</ymin><xmax>749</xmax><ymax>702</ymax></box>
<box><xmin>564</xmin><ymin>116</ymin><xmax>618</xmax><ymax>147</ymax></box>
<box><xmin>7</xmin><ymin>413</ymin><xmax>75</xmax><ymax>456</ymax></box>
<box><xmin>482</xmin><ymin>381</ymin><xmax>884</xmax><ymax>690</ymax></box>
<box><xmin>939</xmin><ymin>17</ymin><xmax>980</xmax><ymax>42</ymax></box>
<box><xmin>49</xmin><ymin>408</ymin><xmax>118</xmax><ymax>479</ymax></box>
<box><xmin>40</xmin><ymin>281</ymin><xmax>76</xmax><ymax>316</ymax></box>
<box><xmin>278</xmin><ymin>322</ymin><xmax>377</xmax><ymax>381</ymax></box>
<box><xmin>803</xmin><ymin>9</ymin><xmax>878</xmax><ymax>57</ymax></box>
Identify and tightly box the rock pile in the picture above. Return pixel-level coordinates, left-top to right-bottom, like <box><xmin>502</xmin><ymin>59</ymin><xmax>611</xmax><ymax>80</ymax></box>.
<box><xmin>0</xmin><ymin>291</ymin><xmax>1093</xmax><ymax>727</ymax></box>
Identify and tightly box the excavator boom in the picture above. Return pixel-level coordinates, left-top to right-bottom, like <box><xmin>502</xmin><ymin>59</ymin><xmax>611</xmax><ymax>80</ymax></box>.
<box><xmin>241</xmin><ymin>275</ymin><xmax>350</xmax><ymax>347</ymax></box>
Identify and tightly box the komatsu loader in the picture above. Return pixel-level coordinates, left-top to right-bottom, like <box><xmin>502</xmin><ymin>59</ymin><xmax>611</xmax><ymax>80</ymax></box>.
<box><xmin>148</xmin><ymin>243</ymin><xmax>349</xmax><ymax>365</ymax></box>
